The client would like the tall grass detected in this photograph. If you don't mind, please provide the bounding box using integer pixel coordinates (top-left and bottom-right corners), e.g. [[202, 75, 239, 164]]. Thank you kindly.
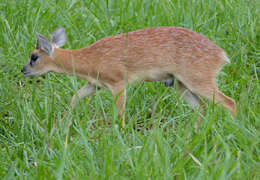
[[0, 0, 259, 179]]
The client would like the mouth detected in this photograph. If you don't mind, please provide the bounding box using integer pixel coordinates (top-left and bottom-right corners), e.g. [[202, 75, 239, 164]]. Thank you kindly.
[[22, 71, 34, 77]]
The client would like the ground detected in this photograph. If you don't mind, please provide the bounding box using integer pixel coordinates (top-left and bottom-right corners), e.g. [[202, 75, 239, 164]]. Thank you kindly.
[[0, 0, 259, 179]]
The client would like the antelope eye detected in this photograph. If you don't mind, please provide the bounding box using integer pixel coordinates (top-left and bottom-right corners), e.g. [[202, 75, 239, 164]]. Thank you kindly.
[[31, 54, 38, 62]]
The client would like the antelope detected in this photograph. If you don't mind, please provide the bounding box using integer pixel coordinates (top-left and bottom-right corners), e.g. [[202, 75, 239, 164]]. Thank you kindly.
[[21, 27, 236, 127]]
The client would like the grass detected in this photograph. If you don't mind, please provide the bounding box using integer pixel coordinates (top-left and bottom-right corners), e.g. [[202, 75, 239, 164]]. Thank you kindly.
[[0, 0, 259, 179]]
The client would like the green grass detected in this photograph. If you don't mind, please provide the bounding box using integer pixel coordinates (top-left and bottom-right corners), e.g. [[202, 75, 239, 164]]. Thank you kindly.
[[0, 0, 259, 179]]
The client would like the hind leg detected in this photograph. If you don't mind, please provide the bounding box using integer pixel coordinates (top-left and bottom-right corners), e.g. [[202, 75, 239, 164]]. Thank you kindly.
[[166, 79, 205, 110], [177, 81, 205, 110], [213, 89, 236, 116], [189, 82, 236, 116], [165, 78, 206, 131], [176, 81, 206, 131]]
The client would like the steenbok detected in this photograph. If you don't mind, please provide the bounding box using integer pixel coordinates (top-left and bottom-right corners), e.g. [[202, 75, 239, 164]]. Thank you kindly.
[[22, 27, 236, 127]]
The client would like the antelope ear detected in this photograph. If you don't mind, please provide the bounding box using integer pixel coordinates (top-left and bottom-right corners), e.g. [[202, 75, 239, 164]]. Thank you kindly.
[[52, 27, 66, 48], [36, 34, 53, 55]]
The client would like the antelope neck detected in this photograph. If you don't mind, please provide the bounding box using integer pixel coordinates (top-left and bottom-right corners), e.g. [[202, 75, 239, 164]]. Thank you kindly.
[[52, 48, 95, 79]]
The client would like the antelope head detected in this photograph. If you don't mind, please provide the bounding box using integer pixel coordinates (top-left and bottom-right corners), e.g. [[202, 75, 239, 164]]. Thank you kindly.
[[21, 27, 66, 77]]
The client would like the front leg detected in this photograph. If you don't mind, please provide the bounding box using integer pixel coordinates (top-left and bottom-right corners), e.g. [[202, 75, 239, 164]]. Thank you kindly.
[[70, 84, 97, 109], [111, 82, 126, 128]]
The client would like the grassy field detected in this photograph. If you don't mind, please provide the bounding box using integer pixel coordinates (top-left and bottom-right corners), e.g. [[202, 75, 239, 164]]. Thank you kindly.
[[0, 0, 259, 179]]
